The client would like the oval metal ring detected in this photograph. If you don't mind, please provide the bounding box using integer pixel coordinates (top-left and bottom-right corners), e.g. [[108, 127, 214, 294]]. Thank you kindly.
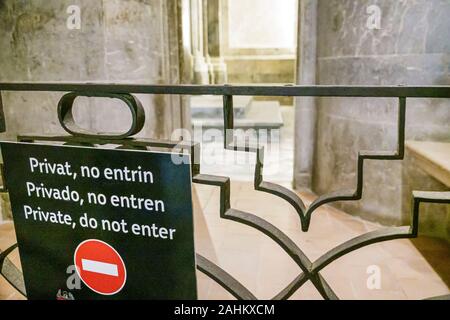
[[57, 92, 145, 139]]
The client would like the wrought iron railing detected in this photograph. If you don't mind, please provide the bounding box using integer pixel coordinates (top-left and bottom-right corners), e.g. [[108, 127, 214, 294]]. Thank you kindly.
[[0, 83, 449, 300]]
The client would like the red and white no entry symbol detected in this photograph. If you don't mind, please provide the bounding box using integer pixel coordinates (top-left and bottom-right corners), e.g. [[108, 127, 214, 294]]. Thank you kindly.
[[74, 239, 127, 295]]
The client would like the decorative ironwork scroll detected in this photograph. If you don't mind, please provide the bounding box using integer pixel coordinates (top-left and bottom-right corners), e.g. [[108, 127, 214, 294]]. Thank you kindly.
[[0, 83, 449, 300]]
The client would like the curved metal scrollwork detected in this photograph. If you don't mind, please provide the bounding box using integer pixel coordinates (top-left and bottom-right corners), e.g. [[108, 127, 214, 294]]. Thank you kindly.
[[0, 85, 449, 300], [0, 244, 26, 296], [58, 92, 145, 139]]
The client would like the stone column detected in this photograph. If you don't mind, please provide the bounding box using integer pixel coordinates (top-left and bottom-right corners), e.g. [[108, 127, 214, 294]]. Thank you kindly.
[[206, 0, 227, 84], [313, 0, 450, 231], [293, 0, 318, 190], [190, 0, 209, 84], [202, 0, 215, 83]]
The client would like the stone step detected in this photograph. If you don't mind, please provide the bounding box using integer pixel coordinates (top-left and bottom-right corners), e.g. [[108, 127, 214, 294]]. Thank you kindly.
[[192, 100, 283, 130], [406, 141, 450, 187], [189, 95, 253, 118]]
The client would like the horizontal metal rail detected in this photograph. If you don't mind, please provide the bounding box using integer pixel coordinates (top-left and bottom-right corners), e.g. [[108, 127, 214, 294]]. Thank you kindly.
[[0, 82, 449, 98]]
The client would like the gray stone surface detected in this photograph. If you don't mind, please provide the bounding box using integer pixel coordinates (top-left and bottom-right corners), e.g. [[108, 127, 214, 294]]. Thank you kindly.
[[309, 0, 450, 237], [402, 149, 450, 240], [190, 95, 252, 118], [0, 193, 12, 222], [317, 0, 450, 57], [192, 100, 284, 130], [0, 0, 184, 141], [0, 0, 185, 220], [294, 0, 318, 189]]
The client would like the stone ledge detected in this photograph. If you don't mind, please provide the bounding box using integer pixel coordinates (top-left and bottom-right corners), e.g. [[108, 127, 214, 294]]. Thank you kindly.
[[192, 101, 284, 130], [406, 141, 450, 188]]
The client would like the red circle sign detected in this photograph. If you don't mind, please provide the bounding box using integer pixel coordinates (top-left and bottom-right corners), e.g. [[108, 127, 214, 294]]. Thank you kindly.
[[74, 239, 126, 295]]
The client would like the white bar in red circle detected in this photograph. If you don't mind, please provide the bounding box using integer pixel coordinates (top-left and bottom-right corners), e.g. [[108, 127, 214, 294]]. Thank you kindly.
[[81, 259, 119, 276]]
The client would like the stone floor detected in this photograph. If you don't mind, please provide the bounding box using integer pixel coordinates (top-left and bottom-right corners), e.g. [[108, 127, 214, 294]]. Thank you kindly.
[[0, 222, 23, 300], [192, 181, 450, 300], [1, 181, 449, 300]]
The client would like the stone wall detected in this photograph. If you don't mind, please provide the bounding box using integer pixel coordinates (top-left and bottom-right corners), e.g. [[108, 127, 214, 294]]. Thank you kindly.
[[0, 0, 185, 220], [0, 0, 184, 140], [310, 0, 450, 238], [402, 150, 450, 240]]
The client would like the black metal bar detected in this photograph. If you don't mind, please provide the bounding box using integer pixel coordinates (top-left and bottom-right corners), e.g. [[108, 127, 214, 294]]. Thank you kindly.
[[0, 83, 449, 98], [196, 254, 257, 300], [223, 95, 234, 149], [0, 91, 6, 132], [57, 92, 145, 139], [0, 244, 26, 297]]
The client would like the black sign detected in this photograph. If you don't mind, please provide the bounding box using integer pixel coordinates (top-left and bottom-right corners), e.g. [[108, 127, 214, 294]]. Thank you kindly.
[[1, 142, 197, 300]]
